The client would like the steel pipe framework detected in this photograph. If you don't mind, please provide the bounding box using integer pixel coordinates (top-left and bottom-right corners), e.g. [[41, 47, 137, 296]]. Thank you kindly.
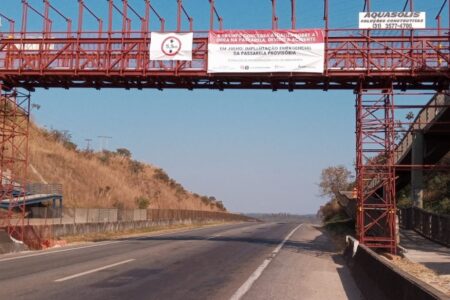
[[0, 86, 30, 242], [356, 84, 397, 253], [0, 32, 449, 91]]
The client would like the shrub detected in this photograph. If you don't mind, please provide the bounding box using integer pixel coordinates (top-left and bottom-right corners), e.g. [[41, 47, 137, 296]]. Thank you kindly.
[[98, 152, 111, 164], [215, 201, 226, 211], [64, 141, 78, 151], [116, 148, 132, 159], [397, 184, 413, 208], [153, 168, 170, 182], [129, 160, 144, 174], [200, 196, 210, 205], [135, 196, 150, 209], [48, 129, 78, 151], [318, 198, 346, 223]]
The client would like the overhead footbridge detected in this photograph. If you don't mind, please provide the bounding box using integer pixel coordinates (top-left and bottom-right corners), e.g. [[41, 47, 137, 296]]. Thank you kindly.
[[0, 0, 449, 254]]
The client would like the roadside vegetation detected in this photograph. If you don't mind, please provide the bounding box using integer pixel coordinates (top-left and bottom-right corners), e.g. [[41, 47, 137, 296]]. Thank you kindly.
[[28, 122, 226, 212], [317, 165, 355, 248], [318, 152, 450, 221], [397, 152, 450, 215], [317, 165, 354, 222]]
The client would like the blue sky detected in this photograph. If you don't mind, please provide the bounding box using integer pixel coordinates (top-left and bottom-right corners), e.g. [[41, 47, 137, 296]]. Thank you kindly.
[[1, 0, 446, 214]]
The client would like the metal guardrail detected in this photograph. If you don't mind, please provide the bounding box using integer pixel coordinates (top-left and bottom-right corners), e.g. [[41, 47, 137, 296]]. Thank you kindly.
[[398, 207, 450, 247], [25, 183, 62, 196]]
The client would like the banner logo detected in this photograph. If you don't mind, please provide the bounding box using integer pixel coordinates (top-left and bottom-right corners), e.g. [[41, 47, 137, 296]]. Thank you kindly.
[[150, 32, 193, 61], [359, 12, 426, 29], [161, 36, 182, 56]]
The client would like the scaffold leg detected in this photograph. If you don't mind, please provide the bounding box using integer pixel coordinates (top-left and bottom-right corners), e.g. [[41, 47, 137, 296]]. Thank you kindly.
[[0, 84, 30, 242], [356, 83, 397, 254]]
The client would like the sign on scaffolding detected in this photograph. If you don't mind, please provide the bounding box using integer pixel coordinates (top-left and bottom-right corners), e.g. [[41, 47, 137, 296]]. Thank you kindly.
[[359, 12, 426, 29], [207, 30, 325, 73], [150, 32, 194, 61]]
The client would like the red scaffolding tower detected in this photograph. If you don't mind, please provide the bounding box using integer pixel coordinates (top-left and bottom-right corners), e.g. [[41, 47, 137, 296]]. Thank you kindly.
[[356, 84, 397, 253], [0, 85, 30, 242]]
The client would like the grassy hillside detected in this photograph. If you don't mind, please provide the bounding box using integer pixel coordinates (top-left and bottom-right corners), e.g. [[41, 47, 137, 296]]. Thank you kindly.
[[27, 123, 226, 212]]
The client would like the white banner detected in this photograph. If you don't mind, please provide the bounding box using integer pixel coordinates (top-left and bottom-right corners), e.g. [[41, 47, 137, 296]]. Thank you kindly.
[[359, 12, 426, 29], [207, 30, 324, 74], [150, 32, 193, 61]]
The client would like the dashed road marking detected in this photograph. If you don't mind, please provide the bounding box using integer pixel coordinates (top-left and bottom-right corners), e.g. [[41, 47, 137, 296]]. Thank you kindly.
[[54, 259, 136, 282]]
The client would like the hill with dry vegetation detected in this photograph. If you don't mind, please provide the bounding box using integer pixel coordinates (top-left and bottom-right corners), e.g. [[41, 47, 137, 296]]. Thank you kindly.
[[27, 123, 226, 212]]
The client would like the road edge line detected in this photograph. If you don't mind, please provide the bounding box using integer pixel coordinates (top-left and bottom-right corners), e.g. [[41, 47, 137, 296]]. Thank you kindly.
[[229, 223, 303, 300]]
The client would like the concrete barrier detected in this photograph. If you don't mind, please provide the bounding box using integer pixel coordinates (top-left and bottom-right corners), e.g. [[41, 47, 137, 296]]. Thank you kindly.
[[0, 229, 26, 254], [30, 218, 235, 240], [4, 209, 256, 251], [344, 236, 448, 300]]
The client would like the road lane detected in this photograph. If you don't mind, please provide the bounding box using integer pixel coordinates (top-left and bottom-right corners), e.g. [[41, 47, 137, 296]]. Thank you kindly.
[[0, 222, 282, 299], [0, 222, 361, 300], [0, 223, 255, 281]]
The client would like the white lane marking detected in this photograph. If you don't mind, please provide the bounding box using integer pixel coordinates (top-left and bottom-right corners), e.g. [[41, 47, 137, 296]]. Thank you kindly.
[[54, 259, 136, 282], [0, 241, 121, 263], [229, 224, 303, 300], [206, 234, 222, 240]]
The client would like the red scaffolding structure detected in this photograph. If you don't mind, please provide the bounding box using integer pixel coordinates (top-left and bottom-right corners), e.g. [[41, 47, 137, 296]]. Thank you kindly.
[[0, 85, 30, 242], [356, 84, 397, 253], [0, 0, 448, 253]]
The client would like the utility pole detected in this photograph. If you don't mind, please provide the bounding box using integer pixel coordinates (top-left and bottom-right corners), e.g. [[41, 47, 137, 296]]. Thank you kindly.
[[97, 136, 112, 151], [85, 138, 92, 151]]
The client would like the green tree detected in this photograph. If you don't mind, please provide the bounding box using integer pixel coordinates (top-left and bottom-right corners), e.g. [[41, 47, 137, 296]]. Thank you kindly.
[[317, 165, 354, 223], [319, 165, 353, 198]]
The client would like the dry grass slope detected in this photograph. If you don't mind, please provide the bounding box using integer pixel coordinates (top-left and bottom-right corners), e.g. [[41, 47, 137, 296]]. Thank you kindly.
[[27, 123, 226, 212]]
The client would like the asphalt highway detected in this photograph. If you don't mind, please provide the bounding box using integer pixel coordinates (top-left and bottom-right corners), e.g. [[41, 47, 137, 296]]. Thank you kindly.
[[0, 222, 362, 300]]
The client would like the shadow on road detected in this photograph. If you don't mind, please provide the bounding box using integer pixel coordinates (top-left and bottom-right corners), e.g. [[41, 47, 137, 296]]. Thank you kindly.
[[127, 234, 338, 256]]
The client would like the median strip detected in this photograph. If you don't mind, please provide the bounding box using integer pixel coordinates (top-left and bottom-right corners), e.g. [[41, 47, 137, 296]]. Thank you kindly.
[[54, 259, 136, 282]]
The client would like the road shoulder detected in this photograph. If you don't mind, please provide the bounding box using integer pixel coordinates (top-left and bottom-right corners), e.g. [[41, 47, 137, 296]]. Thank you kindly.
[[242, 223, 363, 300]]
